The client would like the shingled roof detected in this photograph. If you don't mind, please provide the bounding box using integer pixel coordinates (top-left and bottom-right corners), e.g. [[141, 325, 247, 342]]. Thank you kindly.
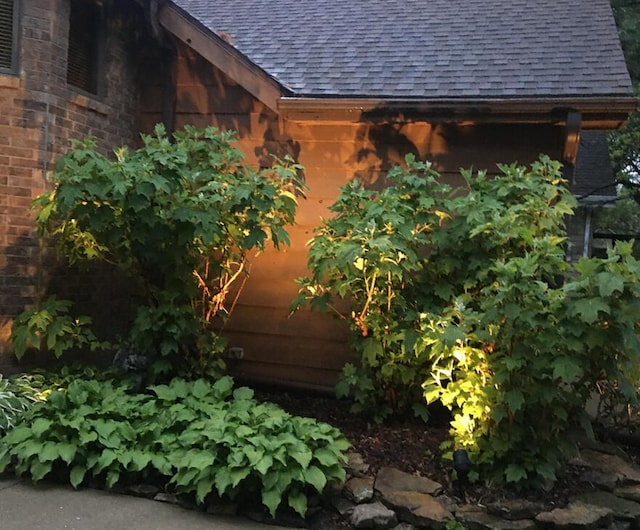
[[170, 0, 632, 100]]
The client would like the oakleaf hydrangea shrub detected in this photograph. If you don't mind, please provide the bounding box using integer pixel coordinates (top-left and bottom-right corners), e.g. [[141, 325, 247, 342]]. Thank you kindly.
[[15, 125, 304, 378], [0, 376, 349, 517], [295, 155, 640, 486]]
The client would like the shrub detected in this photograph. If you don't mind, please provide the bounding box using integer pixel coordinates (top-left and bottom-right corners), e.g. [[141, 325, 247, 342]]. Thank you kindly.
[[0, 376, 349, 517], [11, 296, 108, 360], [294, 155, 640, 486], [17, 124, 304, 378]]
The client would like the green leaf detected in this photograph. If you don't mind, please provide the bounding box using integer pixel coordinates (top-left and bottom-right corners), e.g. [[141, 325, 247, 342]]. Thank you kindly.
[[552, 356, 583, 383], [70, 465, 86, 488], [232, 387, 254, 401], [262, 488, 281, 518], [504, 464, 527, 483], [196, 477, 215, 504], [504, 390, 525, 413], [30, 460, 52, 481], [304, 465, 327, 493], [287, 489, 307, 517], [569, 299, 609, 324], [596, 272, 625, 297]]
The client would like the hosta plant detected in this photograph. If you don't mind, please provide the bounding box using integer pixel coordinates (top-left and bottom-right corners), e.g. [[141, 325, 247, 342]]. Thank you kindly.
[[0, 376, 349, 517]]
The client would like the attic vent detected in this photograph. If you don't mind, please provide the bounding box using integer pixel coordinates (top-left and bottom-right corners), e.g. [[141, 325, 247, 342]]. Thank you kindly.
[[66, 0, 102, 94], [0, 0, 17, 72]]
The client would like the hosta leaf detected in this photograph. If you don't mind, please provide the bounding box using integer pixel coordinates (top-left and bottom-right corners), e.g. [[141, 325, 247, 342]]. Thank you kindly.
[[232, 387, 254, 401], [229, 466, 251, 487], [262, 488, 281, 518], [39, 443, 59, 462], [288, 489, 307, 517], [304, 465, 327, 493], [313, 447, 340, 467], [191, 379, 210, 400], [196, 477, 215, 504], [30, 460, 52, 481], [256, 455, 274, 475], [289, 448, 312, 469], [30, 418, 53, 438], [70, 465, 86, 488]]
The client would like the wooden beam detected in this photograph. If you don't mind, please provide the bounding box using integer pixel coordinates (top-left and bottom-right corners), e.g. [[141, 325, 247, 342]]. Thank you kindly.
[[563, 111, 582, 165], [158, 3, 283, 113]]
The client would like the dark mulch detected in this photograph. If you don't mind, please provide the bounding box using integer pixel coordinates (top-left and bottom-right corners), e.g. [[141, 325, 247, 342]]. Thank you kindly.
[[253, 384, 640, 513]]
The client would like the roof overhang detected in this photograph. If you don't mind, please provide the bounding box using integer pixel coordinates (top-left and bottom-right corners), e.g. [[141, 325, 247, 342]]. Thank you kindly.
[[278, 97, 637, 128], [158, 1, 636, 130]]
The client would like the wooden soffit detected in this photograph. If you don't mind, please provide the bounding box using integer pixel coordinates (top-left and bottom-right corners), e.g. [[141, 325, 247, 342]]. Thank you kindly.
[[158, 2, 284, 113], [277, 96, 637, 129]]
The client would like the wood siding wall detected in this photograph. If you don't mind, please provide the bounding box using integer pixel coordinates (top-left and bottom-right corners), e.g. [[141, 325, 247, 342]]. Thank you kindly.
[[144, 43, 566, 391]]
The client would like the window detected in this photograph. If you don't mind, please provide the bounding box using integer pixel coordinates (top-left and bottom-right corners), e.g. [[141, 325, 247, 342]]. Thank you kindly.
[[0, 0, 18, 73], [66, 0, 103, 94]]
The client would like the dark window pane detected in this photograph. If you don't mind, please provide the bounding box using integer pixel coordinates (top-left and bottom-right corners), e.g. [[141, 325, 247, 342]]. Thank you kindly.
[[67, 0, 100, 93]]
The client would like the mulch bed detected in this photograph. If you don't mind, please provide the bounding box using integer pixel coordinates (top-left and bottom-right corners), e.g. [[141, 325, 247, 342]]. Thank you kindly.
[[253, 383, 640, 511]]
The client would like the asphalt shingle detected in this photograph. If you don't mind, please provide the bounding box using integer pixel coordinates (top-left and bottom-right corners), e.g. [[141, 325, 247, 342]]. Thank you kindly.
[[171, 0, 633, 99]]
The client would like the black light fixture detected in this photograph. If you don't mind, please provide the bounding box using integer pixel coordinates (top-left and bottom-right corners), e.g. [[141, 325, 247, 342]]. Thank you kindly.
[[453, 449, 471, 481]]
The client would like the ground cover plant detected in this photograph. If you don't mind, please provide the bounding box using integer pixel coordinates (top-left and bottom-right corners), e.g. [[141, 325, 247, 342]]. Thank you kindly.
[[0, 374, 349, 517], [12, 124, 303, 379], [294, 155, 640, 487]]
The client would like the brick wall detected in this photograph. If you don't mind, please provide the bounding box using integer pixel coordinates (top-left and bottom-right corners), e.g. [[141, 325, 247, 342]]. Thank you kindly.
[[0, 0, 160, 369]]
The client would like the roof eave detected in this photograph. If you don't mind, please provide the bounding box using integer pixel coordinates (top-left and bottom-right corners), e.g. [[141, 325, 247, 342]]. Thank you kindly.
[[278, 96, 637, 128], [159, 2, 286, 113]]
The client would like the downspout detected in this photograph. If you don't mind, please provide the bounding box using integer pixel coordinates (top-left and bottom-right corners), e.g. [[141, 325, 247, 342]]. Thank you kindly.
[[583, 208, 592, 258], [146, 0, 176, 135]]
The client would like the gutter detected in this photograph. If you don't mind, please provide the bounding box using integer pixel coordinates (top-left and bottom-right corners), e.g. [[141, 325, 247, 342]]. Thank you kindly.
[[278, 96, 637, 128]]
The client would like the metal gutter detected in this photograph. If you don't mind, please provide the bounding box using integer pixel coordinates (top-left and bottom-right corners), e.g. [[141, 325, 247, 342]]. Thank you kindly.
[[278, 96, 637, 127]]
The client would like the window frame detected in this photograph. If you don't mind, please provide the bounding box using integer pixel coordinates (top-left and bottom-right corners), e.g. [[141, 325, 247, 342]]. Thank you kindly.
[[0, 0, 20, 75]]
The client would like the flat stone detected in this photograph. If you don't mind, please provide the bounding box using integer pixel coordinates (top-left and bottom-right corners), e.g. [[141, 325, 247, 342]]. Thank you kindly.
[[382, 491, 453, 528], [574, 491, 640, 523], [350, 502, 398, 529], [346, 452, 371, 478], [127, 484, 160, 498], [615, 484, 640, 503], [345, 477, 375, 504], [375, 467, 443, 498], [535, 501, 613, 528], [331, 495, 356, 517], [580, 450, 640, 484], [457, 509, 536, 530], [485, 499, 546, 520], [390, 524, 417, 530], [580, 469, 619, 491]]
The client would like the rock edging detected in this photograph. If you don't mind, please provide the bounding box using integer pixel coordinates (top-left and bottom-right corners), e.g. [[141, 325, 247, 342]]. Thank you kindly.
[[320, 447, 640, 529]]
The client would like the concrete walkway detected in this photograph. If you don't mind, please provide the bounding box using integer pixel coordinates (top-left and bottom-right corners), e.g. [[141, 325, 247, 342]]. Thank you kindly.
[[0, 478, 298, 530]]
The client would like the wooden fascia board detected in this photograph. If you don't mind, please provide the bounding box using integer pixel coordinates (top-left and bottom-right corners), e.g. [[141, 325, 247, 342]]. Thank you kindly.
[[158, 3, 283, 113], [278, 96, 637, 128]]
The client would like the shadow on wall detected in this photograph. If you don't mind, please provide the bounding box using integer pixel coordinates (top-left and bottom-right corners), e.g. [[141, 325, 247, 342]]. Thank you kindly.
[[0, 232, 133, 374], [176, 47, 304, 181], [347, 108, 453, 188]]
